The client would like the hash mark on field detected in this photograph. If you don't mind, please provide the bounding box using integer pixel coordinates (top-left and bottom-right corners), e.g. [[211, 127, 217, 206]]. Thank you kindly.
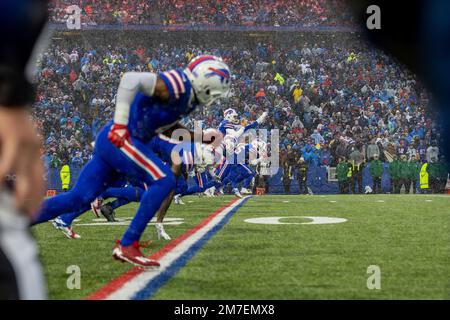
[[282, 200, 290, 203], [425, 200, 433, 202], [329, 200, 337, 203], [187, 201, 194, 203], [377, 200, 385, 203]]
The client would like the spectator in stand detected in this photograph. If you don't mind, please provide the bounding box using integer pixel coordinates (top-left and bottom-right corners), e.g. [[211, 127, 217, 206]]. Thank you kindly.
[[366, 138, 380, 161], [426, 140, 439, 163], [48, 0, 356, 27]]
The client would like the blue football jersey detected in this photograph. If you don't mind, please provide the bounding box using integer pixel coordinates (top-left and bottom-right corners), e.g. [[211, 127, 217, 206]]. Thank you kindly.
[[127, 69, 195, 142], [218, 119, 235, 136], [218, 119, 259, 137]]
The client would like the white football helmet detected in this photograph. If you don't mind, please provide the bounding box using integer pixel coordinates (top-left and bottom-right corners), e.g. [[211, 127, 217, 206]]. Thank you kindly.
[[184, 55, 231, 107], [224, 108, 239, 124]]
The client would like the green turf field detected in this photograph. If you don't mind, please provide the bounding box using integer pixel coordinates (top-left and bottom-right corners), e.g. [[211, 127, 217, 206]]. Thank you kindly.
[[34, 194, 450, 300]]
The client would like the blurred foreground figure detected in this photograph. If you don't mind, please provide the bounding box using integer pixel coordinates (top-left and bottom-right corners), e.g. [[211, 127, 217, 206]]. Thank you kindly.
[[348, 0, 450, 160], [0, 0, 48, 299]]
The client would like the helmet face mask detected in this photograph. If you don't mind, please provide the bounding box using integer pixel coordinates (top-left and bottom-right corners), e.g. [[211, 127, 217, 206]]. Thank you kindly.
[[224, 108, 239, 124], [184, 55, 231, 107], [229, 113, 239, 124]]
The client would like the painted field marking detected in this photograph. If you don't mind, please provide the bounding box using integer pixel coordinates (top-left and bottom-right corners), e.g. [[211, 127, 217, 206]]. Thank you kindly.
[[329, 200, 337, 203], [244, 216, 347, 225], [282, 200, 290, 203], [425, 200, 433, 202], [87, 196, 250, 300], [377, 200, 385, 203]]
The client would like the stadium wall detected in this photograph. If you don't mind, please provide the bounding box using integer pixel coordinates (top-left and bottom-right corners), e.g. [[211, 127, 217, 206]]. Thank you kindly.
[[45, 163, 415, 195]]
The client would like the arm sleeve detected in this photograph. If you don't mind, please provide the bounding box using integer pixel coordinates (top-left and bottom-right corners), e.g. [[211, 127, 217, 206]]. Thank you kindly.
[[244, 121, 258, 132], [114, 72, 157, 125]]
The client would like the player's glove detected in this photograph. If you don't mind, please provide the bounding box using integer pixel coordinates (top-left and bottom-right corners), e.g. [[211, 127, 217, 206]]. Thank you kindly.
[[256, 111, 268, 124], [108, 123, 130, 148]]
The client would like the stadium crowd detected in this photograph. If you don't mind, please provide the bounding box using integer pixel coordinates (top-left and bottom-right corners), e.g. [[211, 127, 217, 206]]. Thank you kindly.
[[48, 0, 354, 27], [32, 32, 448, 193]]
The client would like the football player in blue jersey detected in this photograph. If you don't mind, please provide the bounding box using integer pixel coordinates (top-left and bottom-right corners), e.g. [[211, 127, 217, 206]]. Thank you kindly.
[[213, 138, 267, 198], [173, 162, 220, 201], [218, 108, 268, 142], [50, 132, 203, 241], [33, 55, 231, 268]]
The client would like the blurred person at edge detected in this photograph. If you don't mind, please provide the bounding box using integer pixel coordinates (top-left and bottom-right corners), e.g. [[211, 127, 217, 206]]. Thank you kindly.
[[348, 0, 450, 161], [0, 0, 48, 300]]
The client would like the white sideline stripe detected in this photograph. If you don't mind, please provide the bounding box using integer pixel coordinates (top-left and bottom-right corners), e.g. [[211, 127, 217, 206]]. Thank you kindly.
[[105, 197, 248, 300]]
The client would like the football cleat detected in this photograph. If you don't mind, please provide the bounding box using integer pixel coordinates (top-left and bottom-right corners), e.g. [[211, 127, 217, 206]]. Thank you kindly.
[[52, 218, 81, 239], [204, 187, 215, 197], [232, 188, 243, 198], [100, 203, 117, 222], [155, 223, 171, 240], [240, 187, 252, 195], [173, 194, 185, 205], [90, 197, 103, 218], [215, 187, 224, 196], [112, 240, 160, 268]]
